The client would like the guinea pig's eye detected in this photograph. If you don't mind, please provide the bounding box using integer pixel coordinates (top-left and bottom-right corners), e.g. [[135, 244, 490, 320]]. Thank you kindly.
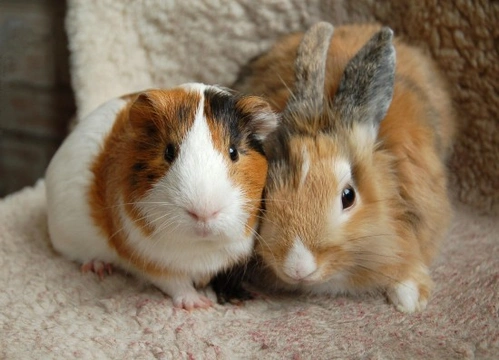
[[341, 186, 356, 209], [229, 145, 239, 162], [164, 143, 176, 163]]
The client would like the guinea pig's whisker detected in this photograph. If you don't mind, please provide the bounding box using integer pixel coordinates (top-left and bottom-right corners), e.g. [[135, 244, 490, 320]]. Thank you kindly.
[[134, 200, 176, 206], [151, 216, 176, 234], [131, 217, 179, 265], [242, 223, 278, 265], [242, 205, 282, 229], [150, 212, 181, 234], [96, 201, 177, 211], [132, 210, 168, 227], [150, 221, 179, 248], [154, 216, 182, 236], [259, 240, 278, 265], [239, 198, 263, 204], [109, 224, 127, 241], [233, 216, 262, 242], [252, 214, 282, 231], [106, 213, 161, 242]]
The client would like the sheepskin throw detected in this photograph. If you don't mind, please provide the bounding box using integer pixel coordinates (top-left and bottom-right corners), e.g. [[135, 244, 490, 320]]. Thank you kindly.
[[1, 181, 498, 358]]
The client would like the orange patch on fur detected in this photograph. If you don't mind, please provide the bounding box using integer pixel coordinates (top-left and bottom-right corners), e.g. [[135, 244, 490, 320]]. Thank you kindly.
[[234, 150, 268, 235]]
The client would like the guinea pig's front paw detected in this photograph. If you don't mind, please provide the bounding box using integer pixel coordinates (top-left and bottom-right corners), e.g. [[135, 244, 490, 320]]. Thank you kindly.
[[150, 275, 214, 310], [81, 260, 113, 280], [386, 278, 431, 313], [172, 291, 213, 311]]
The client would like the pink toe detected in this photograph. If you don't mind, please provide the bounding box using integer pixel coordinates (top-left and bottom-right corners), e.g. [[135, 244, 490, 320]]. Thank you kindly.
[[80, 260, 114, 279], [81, 262, 93, 273]]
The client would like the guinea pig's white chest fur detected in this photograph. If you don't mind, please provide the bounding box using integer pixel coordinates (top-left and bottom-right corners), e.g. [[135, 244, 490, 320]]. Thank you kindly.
[[46, 83, 277, 310]]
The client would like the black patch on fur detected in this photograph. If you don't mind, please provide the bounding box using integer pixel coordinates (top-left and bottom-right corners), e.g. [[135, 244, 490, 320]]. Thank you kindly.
[[130, 162, 157, 188], [204, 88, 265, 156], [210, 261, 257, 305], [175, 102, 195, 125], [147, 173, 156, 182], [265, 127, 292, 165], [130, 163, 145, 188], [133, 162, 147, 172], [134, 122, 162, 153], [246, 134, 265, 155], [144, 122, 158, 139], [204, 88, 241, 141]]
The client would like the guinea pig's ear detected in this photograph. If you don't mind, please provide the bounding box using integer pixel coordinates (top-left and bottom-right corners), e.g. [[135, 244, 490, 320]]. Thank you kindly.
[[128, 91, 159, 125], [237, 96, 279, 141], [332, 28, 395, 134]]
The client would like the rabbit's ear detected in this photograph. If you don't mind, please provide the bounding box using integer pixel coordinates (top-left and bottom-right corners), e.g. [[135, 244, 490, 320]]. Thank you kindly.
[[333, 28, 395, 132], [284, 22, 334, 118]]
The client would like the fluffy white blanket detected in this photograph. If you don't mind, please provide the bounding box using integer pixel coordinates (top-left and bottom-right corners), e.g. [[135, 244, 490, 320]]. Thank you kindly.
[[1, 181, 498, 358]]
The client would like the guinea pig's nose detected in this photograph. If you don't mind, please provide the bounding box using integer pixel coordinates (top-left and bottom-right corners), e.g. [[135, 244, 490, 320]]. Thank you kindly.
[[186, 209, 220, 223]]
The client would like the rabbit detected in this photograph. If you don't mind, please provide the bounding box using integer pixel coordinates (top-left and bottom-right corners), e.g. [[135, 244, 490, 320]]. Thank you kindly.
[[45, 83, 278, 310], [231, 22, 455, 313]]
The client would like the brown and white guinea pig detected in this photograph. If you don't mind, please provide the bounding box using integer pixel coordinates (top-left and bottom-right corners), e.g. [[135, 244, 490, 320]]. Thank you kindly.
[[45, 83, 278, 310], [233, 22, 455, 312]]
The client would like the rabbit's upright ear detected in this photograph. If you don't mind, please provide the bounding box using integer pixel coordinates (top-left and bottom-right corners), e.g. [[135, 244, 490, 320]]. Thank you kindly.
[[333, 28, 396, 133], [284, 21, 334, 119]]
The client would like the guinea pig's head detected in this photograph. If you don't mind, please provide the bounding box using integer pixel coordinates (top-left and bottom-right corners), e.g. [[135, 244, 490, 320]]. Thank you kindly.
[[257, 25, 399, 287], [121, 83, 277, 243]]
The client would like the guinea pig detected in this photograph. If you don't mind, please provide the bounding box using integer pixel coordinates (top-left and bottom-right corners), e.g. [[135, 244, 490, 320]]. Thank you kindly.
[[233, 22, 455, 313], [45, 83, 278, 310]]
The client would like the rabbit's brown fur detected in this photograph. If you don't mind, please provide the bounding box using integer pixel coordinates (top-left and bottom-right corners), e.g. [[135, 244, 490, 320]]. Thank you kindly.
[[235, 23, 455, 312]]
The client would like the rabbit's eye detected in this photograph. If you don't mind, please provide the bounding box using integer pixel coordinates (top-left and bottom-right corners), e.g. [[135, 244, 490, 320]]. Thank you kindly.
[[341, 186, 356, 209]]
